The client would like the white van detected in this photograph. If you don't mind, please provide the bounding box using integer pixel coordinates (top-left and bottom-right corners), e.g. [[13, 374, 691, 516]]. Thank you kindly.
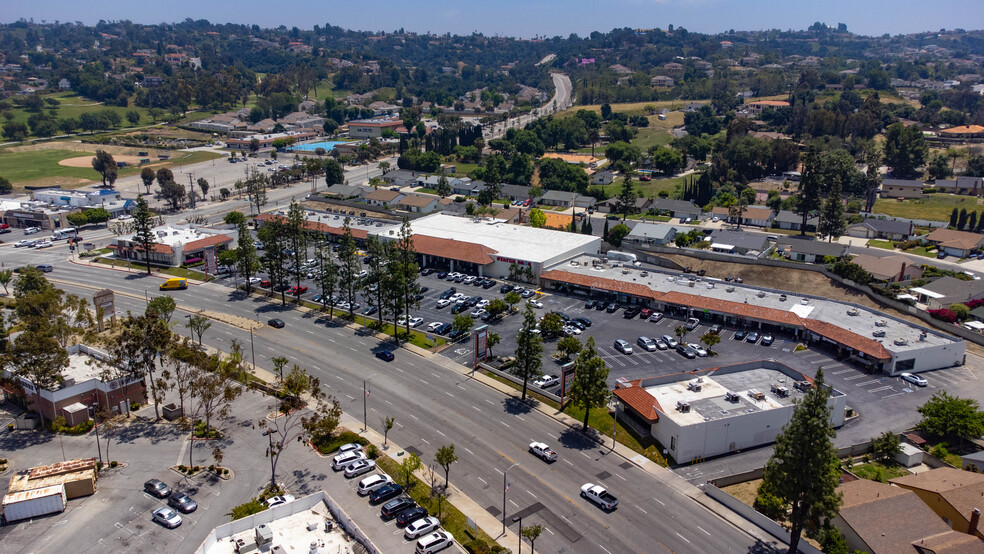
[[415, 530, 454, 554], [332, 450, 366, 471], [358, 473, 393, 496]]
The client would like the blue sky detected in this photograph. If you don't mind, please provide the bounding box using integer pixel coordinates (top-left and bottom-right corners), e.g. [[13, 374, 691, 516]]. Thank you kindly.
[[5, 0, 984, 38]]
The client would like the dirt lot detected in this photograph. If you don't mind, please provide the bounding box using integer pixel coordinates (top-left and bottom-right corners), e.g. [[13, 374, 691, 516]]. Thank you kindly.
[[721, 478, 762, 507], [4, 141, 148, 157]]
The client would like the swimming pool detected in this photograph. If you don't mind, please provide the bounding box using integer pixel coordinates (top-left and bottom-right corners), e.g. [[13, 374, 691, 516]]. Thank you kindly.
[[289, 140, 347, 152]]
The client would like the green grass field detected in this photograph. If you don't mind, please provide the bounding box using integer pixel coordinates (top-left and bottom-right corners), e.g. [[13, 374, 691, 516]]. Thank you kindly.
[[0, 148, 221, 187], [2, 91, 158, 130], [873, 194, 984, 223]]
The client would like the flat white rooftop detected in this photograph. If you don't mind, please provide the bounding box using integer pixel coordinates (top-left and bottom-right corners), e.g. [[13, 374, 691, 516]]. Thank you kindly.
[[396, 213, 600, 264], [202, 497, 354, 554], [554, 256, 960, 356], [121, 225, 224, 248]]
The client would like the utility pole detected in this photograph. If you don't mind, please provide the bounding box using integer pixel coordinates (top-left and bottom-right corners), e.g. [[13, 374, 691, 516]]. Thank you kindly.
[[187, 173, 196, 209]]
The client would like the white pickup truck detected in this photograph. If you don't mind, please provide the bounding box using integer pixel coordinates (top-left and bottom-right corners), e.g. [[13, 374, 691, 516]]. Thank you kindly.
[[580, 483, 618, 510]]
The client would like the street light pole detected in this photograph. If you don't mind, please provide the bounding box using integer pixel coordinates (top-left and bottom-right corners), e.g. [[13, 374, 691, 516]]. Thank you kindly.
[[249, 326, 257, 374], [363, 373, 377, 432], [512, 515, 523, 554], [502, 462, 519, 535]]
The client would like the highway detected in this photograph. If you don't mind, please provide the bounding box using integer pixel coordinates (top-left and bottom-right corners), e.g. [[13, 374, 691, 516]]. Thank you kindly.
[[4, 239, 766, 553]]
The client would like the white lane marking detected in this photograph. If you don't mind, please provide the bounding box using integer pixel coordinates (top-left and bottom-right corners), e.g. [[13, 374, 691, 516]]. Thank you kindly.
[[494, 468, 504, 475], [472, 406, 482, 413], [419, 379, 430, 386], [500, 421, 511, 428], [431, 373, 441, 379], [312, 365, 321, 370], [652, 497, 665, 505], [676, 532, 690, 543], [464, 447, 475, 456], [635, 505, 648, 514], [477, 477, 487, 485], [615, 473, 626, 481], [394, 367, 405, 373], [696, 525, 711, 536], [544, 527, 554, 535], [509, 499, 519, 508], [335, 375, 345, 381], [563, 460, 573, 466], [457, 384, 466, 390], [485, 399, 495, 405], [581, 452, 591, 458], [855, 379, 878, 387], [868, 385, 892, 393], [599, 545, 612, 554], [515, 415, 526, 421], [384, 400, 393, 405], [345, 394, 355, 400], [445, 391, 454, 398], [435, 430, 447, 437], [882, 392, 906, 399], [526, 490, 537, 498], [421, 438, 430, 445], [409, 414, 420, 420]]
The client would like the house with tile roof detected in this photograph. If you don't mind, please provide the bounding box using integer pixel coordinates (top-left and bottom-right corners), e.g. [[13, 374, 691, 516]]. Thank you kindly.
[[777, 237, 849, 263], [363, 188, 404, 207], [890, 468, 984, 540], [831, 478, 984, 554], [612, 360, 845, 463], [847, 218, 915, 241], [851, 253, 924, 282], [925, 228, 984, 258], [396, 194, 442, 214]]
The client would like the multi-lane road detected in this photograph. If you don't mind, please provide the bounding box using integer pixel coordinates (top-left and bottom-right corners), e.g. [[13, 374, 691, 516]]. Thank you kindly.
[[4, 238, 768, 553]]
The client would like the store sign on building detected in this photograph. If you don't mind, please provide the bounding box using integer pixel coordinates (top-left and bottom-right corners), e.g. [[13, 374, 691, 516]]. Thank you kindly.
[[496, 256, 530, 266]]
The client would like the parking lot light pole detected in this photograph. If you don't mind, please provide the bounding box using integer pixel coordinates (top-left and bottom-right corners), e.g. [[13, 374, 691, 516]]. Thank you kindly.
[[512, 515, 523, 554], [363, 373, 377, 432], [249, 326, 257, 375], [502, 462, 519, 534]]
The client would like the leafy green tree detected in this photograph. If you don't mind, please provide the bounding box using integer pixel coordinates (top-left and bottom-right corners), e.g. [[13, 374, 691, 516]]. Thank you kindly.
[[528, 208, 546, 228], [606, 223, 629, 247], [486, 298, 508, 321], [197, 177, 210, 199], [883, 122, 928, 178], [286, 201, 309, 291], [615, 177, 637, 222], [236, 221, 260, 294], [258, 218, 290, 305], [224, 211, 246, 226], [90, 150, 118, 188], [758, 368, 841, 554], [512, 303, 544, 400], [362, 236, 391, 326], [504, 291, 522, 312], [314, 239, 339, 317], [0, 268, 12, 295], [817, 182, 847, 242], [146, 295, 177, 325], [700, 331, 721, 354], [870, 430, 902, 460], [435, 445, 458, 489], [160, 180, 186, 210], [452, 314, 474, 336], [125, 110, 141, 126], [539, 312, 564, 338], [259, 364, 340, 490], [337, 222, 361, 317], [131, 195, 157, 275], [140, 167, 155, 193], [521, 524, 544, 552], [796, 147, 824, 236], [186, 314, 211, 345], [399, 452, 422, 490], [557, 335, 582, 362], [435, 173, 452, 198], [384, 416, 395, 446], [917, 391, 984, 446], [567, 337, 610, 432], [0, 175, 11, 194], [323, 158, 344, 186]]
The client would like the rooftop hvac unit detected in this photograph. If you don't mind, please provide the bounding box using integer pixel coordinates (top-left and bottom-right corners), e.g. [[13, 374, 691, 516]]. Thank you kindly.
[[919, 331, 927, 342], [894, 338, 909, 346], [724, 391, 740, 403], [676, 400, 691, 412], [872, 330, 886, 337], [748, 389, 765, 401], [757, 291, 766, 298], [847, 308, 859, 316], [875, 320, 887, 327], [770, 384, 790, 398], [687, 380, 702, 392], [794, 380, 812, 392], [726, 287, 735, 293], [801, 298, 809, 305], [255, 524, 273, 546]]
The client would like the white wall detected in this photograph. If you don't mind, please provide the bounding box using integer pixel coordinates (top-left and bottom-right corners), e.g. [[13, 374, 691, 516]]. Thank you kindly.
[[886, 340, 965, 374]]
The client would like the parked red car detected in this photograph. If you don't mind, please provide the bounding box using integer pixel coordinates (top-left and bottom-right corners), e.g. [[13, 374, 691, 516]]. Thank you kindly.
[[260, 279, 272, 288], [290, 286, 308, 296], [639, 308, 654, 319]]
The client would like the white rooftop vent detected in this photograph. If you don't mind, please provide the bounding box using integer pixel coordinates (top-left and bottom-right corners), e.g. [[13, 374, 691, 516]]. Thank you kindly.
[[847, 307, 859, 316], [875, 320, 887, 327], [894, 338, 909, 346], [757, 291, 766, 298], [801, 298, 809, 305]]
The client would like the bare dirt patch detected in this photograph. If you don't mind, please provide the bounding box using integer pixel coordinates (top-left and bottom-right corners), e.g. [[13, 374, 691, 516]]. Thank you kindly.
[[58, 154, 147, 168], [721, 478, 761, 507], [6, 141, 144, 156]]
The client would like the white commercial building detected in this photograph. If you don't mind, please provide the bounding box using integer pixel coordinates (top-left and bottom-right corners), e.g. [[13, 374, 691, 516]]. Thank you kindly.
[[371, 213, 601, 278], [541, 255, 965, 375], [110, 224, 235, 267], [615, 361, 847, 463]]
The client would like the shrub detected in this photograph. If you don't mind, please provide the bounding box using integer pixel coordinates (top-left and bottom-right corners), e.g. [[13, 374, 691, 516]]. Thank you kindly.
[[930, 443, 950, 460], [178, 465, 187, 472], [311, 430, 369, 454], [928, 309, 957, 323], [49, 416, 94, 435], [96, 461, 103, 471], [229, 498, 267, 520], [130, 401, 140, 411], [110, 461, 118, 468], [366, 444, 379, 459], [193, 420, 222, 439]]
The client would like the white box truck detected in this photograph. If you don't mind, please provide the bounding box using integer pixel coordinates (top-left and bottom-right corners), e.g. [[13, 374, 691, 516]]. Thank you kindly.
[[2, 484, 67, 522]]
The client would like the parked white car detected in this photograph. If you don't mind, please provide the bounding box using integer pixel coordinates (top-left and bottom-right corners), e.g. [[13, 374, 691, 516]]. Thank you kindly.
[[427, 321, 444, 332], [357, 473, 393, 496], [687, 343, 708, 357], [436, 299, 451, 308], [528, 299, 544, 309], [408, 316, 424, 328], [344, 459, 376, 478], [900, 372, 928, 387], [332, 450, 367, 470], [404, 516, 441, 539]]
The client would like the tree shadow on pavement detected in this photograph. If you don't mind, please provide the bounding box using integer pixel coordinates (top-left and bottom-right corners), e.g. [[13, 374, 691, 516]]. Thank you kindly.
[[557, 426, 601, 451], [0, 429, 56, 450], [111, 419, 188, 446], [745, 538, 786, 554], [502, 396, 534, 415]]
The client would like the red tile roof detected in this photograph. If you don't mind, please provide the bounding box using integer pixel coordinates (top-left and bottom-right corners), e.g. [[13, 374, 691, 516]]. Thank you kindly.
[[539, 270, 660, 299], [183, 234, 232, 252], [411, 235, 497, 265], [803, 320, 891, 360], [614, 385, 661, 422], [658, 291, 803, 326]]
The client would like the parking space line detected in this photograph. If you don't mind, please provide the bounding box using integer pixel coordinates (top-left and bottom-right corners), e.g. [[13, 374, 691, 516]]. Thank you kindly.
[[882, 392, 906, 399], [868, 385, 892, 393], [843, 375, 867, 381], [855, 380, 879, 387]]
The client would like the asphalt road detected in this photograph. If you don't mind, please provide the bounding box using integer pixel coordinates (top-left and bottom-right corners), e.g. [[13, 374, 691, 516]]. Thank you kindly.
[[6, 243, 769, 554]]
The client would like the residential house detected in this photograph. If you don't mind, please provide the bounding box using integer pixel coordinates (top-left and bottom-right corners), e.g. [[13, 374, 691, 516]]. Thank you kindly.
[[890, 468, 984, 539], [591, 171, 616, 186], [774, 210, 818, 232], [934, 176, 984, 196], [624, 223, 689, 246], [851, 254, 924, 282], [347, 117, 404, 139], [3, 344, 145, 426], [711, 205, 775, 227], [649, 198, 701, 220], [57, 78, 70, 90], [939, 125, 984, 139], [881, 178, 925, 198], [831, 478, 984, 554], [539, 190, 596, 209], [396, 194, 442, 214], [708, 230, 770, 255], [650, 75, 675, 87], [141, 76, 164, 87], [500, 184, 531, 202], [363, 189, 404, 207], [380, 169, 419, 188], [777, 237, 849, 263], [910, 276, 984, 310], [745, 100, 790, 114], [847, 219, 915, 241], [323, 184, 366, 199], [451, 179, 485, 196], [925, 228, 984, 258]]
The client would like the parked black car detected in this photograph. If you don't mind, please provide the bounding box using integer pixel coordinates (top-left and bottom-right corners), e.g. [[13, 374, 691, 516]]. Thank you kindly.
[[437, 271, 449, 279], [573, 317, 592, 328], [369, 483, 403, 504], [606, 303, 619, 313], [500, 284, 514, 294], [396, 506, 429, 527], [623, 307, 641, 319], [439, 287, 457, 300], [734, 330, 748, 341], [585, 300, 596, 309], [482, 279, 497, 289], [434, 323, 453, 335], [381, 496, 416, 520]]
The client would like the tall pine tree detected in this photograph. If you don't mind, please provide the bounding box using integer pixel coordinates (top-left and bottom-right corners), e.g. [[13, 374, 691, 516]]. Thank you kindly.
[[817, 182, 846, 243], [131, 195, 157, 275]]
